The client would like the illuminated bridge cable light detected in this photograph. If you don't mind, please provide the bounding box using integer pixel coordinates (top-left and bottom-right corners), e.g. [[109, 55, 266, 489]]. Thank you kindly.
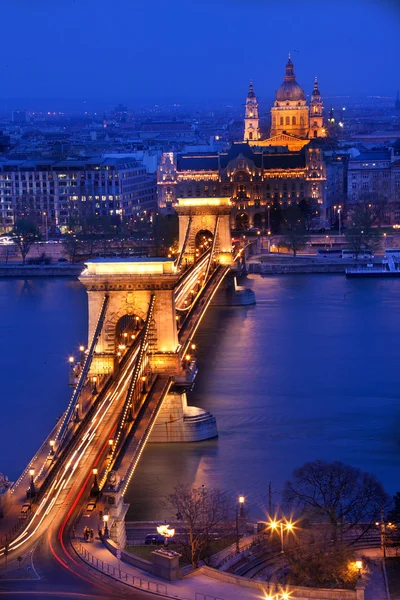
[[100, 295, 156, 488], [55, 294, 109, 447]]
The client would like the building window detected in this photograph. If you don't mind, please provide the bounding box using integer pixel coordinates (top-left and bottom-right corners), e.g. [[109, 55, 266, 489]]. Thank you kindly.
[[280, 117, 284, 126], [285, 117, 290, 126], [300, 116, 304, 126], [249, 131, 253, 140], [292, 116, 296, 126]]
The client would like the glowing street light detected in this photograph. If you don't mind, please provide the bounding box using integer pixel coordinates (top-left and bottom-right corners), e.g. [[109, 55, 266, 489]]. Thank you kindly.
[[103, 514, 109, 537], [355, 558, 363, 578], [28, 469, 35, 497], [91, 468, 99, 496], [92, 376, 98, 395], [68, 356, 75, 365], [268, 518, 295, 553], [157, 524, 175, 546], [49, 440, 55, 456], [108, 439, 114, 455]]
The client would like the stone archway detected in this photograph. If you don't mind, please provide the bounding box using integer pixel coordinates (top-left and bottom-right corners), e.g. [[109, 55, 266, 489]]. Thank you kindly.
[[114, 313, 144, 351], [195, 229, 213, 256], [235, 212, 249, 231]]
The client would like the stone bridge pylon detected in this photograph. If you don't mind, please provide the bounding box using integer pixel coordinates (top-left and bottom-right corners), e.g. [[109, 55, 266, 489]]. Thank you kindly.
[[175, 197, 233, 265], [79, 258, 218, 442]]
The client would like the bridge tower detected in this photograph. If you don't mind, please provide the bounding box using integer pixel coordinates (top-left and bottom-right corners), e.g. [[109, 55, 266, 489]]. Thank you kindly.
[[175, 197, 233, 266], [79, 257, 218, 443], [79, 258, 181, 376]]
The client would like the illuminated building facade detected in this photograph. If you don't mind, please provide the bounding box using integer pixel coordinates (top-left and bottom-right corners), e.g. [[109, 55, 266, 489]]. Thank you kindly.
[[157, 56, 329, 226], [250, 56, 327, 151], [0, 156, 157, 231], [158, 142, 326, 228], [347, 142, 400, 225]]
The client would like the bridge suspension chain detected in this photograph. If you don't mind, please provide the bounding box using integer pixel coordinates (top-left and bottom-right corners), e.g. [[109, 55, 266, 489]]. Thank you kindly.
[[175, 215, 192, 269], [55, 293, 110, 447], [100, 294, 156, 488], [176, 216, 220, 314]]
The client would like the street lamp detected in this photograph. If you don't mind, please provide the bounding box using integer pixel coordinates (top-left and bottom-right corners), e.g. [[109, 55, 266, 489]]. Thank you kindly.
[[236, 495, 245, 553], [69, 356, 75, 366], [49, 440, 55, 456], [157, 524, 175, 547], [108, 439, 114, 456], [43, 211, 48, 242], [79, 346, 85, 364], [28, 469, 35, 497], [268, 518, 294, 553], [355, 558, 363, 578], [103, 514, 109, 537], [141, 375, 147, 394], [92, 468, 99, 496], [337, 207, 342, 236], [92, 376, 98, 395]]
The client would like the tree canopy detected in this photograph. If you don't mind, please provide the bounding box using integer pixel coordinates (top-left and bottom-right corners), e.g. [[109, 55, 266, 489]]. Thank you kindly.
[[283, 460, 388, 544], [12, 218, 41, 264]]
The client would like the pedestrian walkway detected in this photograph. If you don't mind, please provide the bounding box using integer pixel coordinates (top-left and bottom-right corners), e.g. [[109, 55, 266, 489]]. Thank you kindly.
[[72, 536, 267, 600]]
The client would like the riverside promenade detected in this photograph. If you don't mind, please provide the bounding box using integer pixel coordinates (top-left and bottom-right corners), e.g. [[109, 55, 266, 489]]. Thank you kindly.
[[71, 531, 369, 600]]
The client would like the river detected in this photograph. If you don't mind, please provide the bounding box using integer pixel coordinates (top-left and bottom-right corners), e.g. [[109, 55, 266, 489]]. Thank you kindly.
[[1, 275, 399, 521]]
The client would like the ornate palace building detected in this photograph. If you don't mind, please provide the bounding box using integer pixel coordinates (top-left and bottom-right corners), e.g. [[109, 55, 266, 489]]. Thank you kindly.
[[158, 57, 328, 228]]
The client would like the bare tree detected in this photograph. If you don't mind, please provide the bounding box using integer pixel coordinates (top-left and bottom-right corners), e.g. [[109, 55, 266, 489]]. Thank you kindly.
[[283, 460, 388, 545], [345, 201, 382, 258], [281, 206, 310, 257], [62, 234, 82, 263], [12, 219, 41, 265], [165, 484, 232, 567]]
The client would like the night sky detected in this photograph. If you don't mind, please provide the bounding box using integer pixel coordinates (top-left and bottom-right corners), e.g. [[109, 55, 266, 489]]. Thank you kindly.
[[1, 0, 400, 103]]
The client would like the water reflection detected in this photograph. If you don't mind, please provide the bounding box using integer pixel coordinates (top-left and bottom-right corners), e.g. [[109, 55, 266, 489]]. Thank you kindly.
[[126, 275, 400, 520]]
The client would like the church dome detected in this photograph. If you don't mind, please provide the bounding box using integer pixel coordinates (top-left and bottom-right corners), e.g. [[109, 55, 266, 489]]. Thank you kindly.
[[276, 57, 305, 102]]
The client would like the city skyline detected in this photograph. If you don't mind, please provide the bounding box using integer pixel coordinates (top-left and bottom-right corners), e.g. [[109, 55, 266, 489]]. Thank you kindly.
[[1, 0, 399, 103]]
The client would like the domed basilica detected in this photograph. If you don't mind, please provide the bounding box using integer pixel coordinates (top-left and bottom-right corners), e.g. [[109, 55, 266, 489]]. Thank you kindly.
[[158, 56, 330, 227], [244, 56, 326, 151]]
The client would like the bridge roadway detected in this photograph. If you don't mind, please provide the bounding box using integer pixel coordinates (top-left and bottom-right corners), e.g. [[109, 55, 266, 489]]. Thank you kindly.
[[0, 254, 230, 596]]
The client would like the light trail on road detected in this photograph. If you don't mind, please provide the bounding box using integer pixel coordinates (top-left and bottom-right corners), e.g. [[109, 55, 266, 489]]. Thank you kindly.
[[0, 341, 141, 557]]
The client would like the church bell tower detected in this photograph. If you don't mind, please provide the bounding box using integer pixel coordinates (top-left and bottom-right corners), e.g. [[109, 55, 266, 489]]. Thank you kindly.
[[308, 77, 326, 138], [244, 81, 260, 142]]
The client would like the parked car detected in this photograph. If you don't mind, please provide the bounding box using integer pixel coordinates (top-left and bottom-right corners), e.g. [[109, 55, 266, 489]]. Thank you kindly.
[[145, 533, 165, 545]]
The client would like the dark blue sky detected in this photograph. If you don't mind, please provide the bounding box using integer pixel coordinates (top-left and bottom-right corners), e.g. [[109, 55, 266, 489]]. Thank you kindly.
[[2, 0, 400, 103]]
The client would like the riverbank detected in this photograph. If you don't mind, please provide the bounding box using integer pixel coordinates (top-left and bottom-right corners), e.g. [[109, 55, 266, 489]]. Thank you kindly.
[[247, 255, 381, 274], [0, 263, 83, 277]]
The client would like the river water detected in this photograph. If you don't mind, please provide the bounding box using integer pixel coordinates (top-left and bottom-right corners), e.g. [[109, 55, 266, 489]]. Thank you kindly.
[[1, 275, 399, 521]]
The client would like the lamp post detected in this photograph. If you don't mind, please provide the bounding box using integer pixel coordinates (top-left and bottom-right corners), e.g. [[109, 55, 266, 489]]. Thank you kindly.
[[268, 519, 294, 554], [103, 514, 109, 537], [28, 469, 35, 497], [92, 376, 98, 395], [108, 439, 114, 456], [267, 204, 271, 233], [236, 495, 245, 553], [157, 524, 176, 547], [43, 211, 48, 242], [338, 207, 342, 236], [79, 345, 85, 364], [92, 468, 99, 496], [355, 558, 363, 579], [49, 440, 55, 456]]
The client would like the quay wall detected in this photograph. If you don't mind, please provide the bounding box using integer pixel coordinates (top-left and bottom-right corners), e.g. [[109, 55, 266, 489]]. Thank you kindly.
[[0, 264, 83, 278]]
